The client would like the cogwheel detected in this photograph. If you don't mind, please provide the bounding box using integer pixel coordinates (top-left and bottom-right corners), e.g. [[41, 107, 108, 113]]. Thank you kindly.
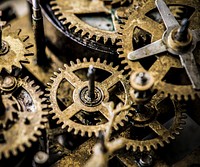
[[47, 57, 131, 137], [49, 0, 147, 45], [121, 93, 186, 152], [0, 76, 48, 159], [117, 0, 200, 100], [0, 26, 34, 73]]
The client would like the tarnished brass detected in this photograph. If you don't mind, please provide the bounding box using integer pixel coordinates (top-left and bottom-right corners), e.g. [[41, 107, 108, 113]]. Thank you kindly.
[[0, 76, 47, 159], [117, 0, 200, 100], [47, 57, 131, 137]]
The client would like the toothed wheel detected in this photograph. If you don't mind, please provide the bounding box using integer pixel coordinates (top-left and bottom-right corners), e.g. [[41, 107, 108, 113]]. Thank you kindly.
[[0, 76, 48, 159], [117, 0, 200, 100], [0, 26, 34, 73], [47, 58, 131, 137], [48, 0, 148, 53], [121, 93, 186, 152]]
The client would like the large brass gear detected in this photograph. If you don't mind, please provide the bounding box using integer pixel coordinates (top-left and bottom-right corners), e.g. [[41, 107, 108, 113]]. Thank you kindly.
[[117, 0, 200, 100], [0, 26, 34, 73], [120, 93, 186, 152], [49, 0, 147, 45], [47, 57, 131, 137], [0, 76, 48, 159]]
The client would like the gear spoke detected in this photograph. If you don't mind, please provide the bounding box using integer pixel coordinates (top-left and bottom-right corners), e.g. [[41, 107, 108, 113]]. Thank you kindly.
[[64, 71, 82, 87], [62, 103, 81, 120], [102, 72, 122, 90], [179, 52, 200, 90], [128, 39, 167, 61], [99, 104, 111, 121], [155, 0, 179, 29], [148, 120, 169, 136]]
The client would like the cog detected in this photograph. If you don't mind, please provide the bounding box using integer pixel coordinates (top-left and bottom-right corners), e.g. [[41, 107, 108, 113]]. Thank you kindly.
[[49, 0, 147, 46], [47, 57, 131, 137], [0, 26, 34, 73], [120, 93, 186, 152], [0, 76, 48, 159], [117, 0, 200, 100]]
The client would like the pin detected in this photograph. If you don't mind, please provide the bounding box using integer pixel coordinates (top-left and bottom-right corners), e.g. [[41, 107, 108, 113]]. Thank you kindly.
[[175, 18, 190, 42], [32, 0, 47, 66], [87, 65, 96, 101]]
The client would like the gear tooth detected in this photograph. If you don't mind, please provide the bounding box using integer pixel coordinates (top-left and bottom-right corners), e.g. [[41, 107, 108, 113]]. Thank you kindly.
[[177, 95, 182, 101], [94, 131, 99, 137], [46, 82, 52, 87], [96, 36, 101, 41], [58, 68, 63, 72], [76, 59, 81, 64], [31, 136, 38, 142], [12, 149, 18, 156], [90, 57, 94, 62], [114, 125, 119, 130], [88, 132, 92, 137], [50, 77, 55, 81], [63, 64, 68, 68], [68, 127, 73, 132], [81, 131, 85, 137], [70, 61, 75, 66], [53, 72, 58, 76], [165, 139, 170, 144], [74, 129, 79, 135], [133, 146, 137, 152], [83, 57, 87, 62], [68, 24, 75, 30], [119, 122, 124, 127], [103, 60, 107, 64], [26, 141, 32, 148], [111, 38, 116, 44], [58, 15, 66, 21], [117, 48, 123, 53], [103, 37, 108, 44], [54, 11, 61, 16], [97, 58, 101, 62], [35, 130, 42, 136], [62, 20, 69, 25], [61, 124, 67, 129], [5, 151, 10, 159], [126, 144, 130, 150]]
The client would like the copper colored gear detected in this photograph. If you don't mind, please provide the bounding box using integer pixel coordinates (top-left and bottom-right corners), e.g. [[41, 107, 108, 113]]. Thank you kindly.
[[117, 0, 200, 100], [121, 93, 186, 152], [0, 76, 48, 159], [47, 57, 131, 137], [0, 26, 34, 73]]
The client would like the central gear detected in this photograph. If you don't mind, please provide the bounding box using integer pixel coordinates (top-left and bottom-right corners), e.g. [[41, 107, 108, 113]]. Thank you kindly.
[[120, 93, 186, 152], [0, 76, 48, 159], [0, 26, 34, 73], [49, 0, 147, 46], [47, 57, 131, 137], [117, 0, 200, 100]]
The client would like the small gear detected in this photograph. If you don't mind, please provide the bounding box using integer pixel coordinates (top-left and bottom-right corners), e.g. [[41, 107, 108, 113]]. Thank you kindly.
[[0, 76, 48, 159], [117, 0, 200, 100], [0, 26, 34, 73], [120, 93, 186, 152], [47, 57, 131, 137]]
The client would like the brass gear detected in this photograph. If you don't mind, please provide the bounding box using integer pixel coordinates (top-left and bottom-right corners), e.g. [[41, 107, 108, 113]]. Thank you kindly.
[[47, 57, 131, 137], [120, 93, 186, 152], [117, 0, 200, 100], [0, 26, 34, 73], [49, 0, 147, 45], [0, 76, 48, 159]]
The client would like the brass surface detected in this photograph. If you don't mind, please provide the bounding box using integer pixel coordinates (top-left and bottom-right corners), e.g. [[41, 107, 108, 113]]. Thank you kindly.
[[118, 0, 200, 100]]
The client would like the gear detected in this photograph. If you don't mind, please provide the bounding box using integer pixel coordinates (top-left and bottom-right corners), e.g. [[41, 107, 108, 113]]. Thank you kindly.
[[0, 76, 48, 159], [117, 0, 200, 100], [120, 93, 186, 152], [49, 0, 147, 46], [47, 57, 131, 137], [0, 26, 34, 73]]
